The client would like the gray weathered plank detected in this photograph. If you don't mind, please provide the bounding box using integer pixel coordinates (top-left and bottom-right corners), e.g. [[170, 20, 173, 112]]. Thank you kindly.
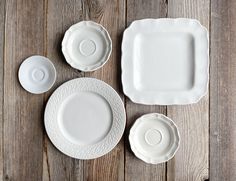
[[125, 0, 168, 181], [4, 0, 236, 180], [43, 0, 85, 180], [167, 0, 210, 180], [0, 0, 5, 180], [83, 0, 126, 180], [3, 0, 45, 180], [210, 0, 236, 180]]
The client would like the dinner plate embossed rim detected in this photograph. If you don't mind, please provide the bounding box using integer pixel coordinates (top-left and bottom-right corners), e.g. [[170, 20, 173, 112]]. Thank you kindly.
[[44, 78, 126, 159]]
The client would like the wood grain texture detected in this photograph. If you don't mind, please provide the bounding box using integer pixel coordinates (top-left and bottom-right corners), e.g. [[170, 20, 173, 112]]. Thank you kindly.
[[125, 0, 168, 181], [210, 0, 236, 180], [167, 0, 210, 180], [2, 0, 236, 180], [83, 0, 126, 180], [44, 0, 84, 180], [3, 0, 45, 180], [0, 0, 5, 180]]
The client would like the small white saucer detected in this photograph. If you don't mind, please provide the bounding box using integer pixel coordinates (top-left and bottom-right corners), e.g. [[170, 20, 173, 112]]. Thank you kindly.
[[129, 113, 180, 164], [18, 55, 56, 94], [62, 21, 112, 72]]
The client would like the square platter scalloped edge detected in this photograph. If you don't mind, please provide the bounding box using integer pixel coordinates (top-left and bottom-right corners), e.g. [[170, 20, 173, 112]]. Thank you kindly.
[[121, 18, 209, 105]]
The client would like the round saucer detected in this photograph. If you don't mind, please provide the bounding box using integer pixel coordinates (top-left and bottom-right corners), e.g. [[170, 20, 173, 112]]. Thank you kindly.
[[18, 55, 56, 94], [129, 113, 180, 164], [62, 21, 112, 72]]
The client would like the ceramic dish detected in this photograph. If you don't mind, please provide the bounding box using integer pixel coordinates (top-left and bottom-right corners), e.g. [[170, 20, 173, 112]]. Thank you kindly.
[[129, 113, 180, 164], [18, 55, 56, 94], [62, 21, 112, 72], [44, 78, 126, 159], [122, 18, 209, 105]]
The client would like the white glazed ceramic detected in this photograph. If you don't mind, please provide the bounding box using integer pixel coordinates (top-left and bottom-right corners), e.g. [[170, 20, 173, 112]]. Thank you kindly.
[[129, 113, 180, 164], [18, 55, 56, 94], [44, 78, 126, 159], [122, 18, 209, 105], [62, 21, 112, 72]]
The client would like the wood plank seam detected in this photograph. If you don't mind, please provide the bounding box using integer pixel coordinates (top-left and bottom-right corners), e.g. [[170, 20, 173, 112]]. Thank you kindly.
[[124, 1, 127, 180], [43, 0, 51, 180], [208, 0, 211, 180], [164, 2, 169, 180], [1, 0, 6, 180]]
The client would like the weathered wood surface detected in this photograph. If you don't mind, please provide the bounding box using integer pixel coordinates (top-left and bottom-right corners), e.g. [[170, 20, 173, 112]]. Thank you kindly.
[[0, 0, 5, 181], [44, 0, 84, 181], [125, 0, 167, 181], [0, 0, 235, 180], [210, 0, 236, 181], [4, 0, 45, 181], [167, 0, 210, 181], [83, 0, 126, 181]]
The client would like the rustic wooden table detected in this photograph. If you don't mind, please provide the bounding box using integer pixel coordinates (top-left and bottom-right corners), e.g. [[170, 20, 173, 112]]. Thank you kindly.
[[0, 0, 235, 180]]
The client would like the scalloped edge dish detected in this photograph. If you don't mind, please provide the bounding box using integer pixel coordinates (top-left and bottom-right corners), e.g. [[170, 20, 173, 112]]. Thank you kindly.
[[129, 113, 180, 164], [122, 18, 209, 105], [62, 21, 112, 72]]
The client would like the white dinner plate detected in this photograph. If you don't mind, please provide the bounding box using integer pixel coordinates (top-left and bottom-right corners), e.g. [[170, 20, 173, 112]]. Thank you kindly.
[[62, 21, 112, 72], [18, 55, 56, 94], [129, 113, 180, 164], [122, 18, 209, 105], [44, 78, 126, 159]]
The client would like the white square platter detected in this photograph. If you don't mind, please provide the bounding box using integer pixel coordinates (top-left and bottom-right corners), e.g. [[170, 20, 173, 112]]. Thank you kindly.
[[121, 18, 209, 105]]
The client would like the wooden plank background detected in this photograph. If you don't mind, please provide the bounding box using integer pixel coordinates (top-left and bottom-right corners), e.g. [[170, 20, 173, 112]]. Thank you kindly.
[[0, 0, 235, 180]]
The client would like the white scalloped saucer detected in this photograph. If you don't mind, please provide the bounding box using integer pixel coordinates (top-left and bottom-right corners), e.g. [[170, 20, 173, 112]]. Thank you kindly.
[[129, 113, 180, 164], [62, 21, 112, 72], [44, 78, 126, 159]]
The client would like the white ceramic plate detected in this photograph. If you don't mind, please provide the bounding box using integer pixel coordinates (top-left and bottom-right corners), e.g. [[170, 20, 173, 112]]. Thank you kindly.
[[129, 113, 180, 164], [122, 18, 209, 105], [44, 78, 126, 159], [62, 21, 112, 72], [18, 55, 56, 94]]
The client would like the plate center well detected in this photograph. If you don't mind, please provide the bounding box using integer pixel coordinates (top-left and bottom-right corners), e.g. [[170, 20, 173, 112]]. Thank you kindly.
[[79, 39, 96, 56], [58, 92, 112, 145], [68, 28, 107, 66], [133, 32, 195, 91]]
